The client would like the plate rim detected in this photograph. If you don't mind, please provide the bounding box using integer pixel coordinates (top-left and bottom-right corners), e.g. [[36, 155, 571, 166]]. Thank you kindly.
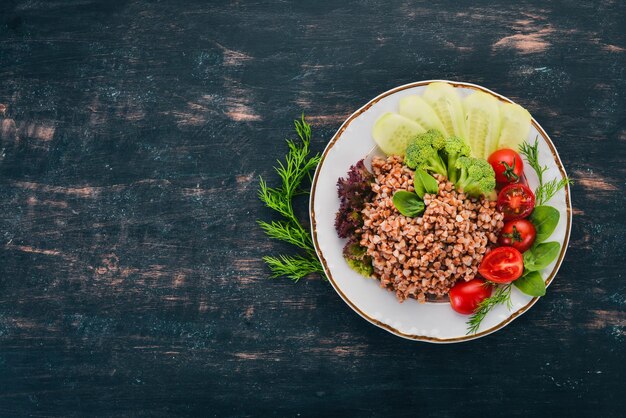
[[309, 80, 572, 343]]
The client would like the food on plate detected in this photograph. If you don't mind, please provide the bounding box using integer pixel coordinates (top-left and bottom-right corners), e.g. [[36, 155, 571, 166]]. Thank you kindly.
[[497, 183, 536, 220], [372, 113, 425, 156], [449, 278, 493, 315], [477, 246, 524, 283], [498, 219, 536, 252], [464, 90, 501, 159], [332, 84, 570, 333], [373, 82, 534, 160], [497, 102, 531, 152], [422, 82, 467, 138], [335, 160, 375, 276], [488, 148, 525, 185], [359, 156, 503, 302]]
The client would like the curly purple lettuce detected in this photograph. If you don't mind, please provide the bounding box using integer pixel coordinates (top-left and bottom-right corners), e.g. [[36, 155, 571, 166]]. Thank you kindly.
[[334, 160, 375, 277], [335, 160, 374, 238]]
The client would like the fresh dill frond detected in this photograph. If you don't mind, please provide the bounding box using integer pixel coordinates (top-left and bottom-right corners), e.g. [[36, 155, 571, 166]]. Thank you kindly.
[[519, 138, 572, 206], [258, 115, 326, 281], [263, 255, 325, 282], [257, 220, 313, 251], [519, 138, 547, 189], [536, 177, 572, 206], [466, 284, 513, 334]]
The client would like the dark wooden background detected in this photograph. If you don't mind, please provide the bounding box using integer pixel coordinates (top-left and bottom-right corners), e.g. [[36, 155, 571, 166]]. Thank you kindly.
[[0, 0, 624, 416]]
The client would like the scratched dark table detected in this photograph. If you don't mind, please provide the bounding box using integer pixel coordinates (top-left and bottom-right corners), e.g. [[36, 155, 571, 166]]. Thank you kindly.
[[0, 1, 624, 417]]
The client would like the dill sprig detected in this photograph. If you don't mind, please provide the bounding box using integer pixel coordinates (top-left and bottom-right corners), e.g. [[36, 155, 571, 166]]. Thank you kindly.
[[519, 138, 572, 205], [257, 115, 326, 282], [536, 177, 572, 206], [467, 284, 513, 334], [263, 254, 325, 281]]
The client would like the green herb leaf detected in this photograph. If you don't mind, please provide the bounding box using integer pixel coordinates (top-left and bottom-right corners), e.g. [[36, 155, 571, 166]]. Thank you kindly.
[[536, 177, 572, 205], [519, 138, 571, 206], [393, 191, 425, 217], [263, 255, 324, 282], [413, 169, 439, 198], [466, 284, 512, 334], [530, 205, 560, 243], [258, 115, 326, 281], [514, 271, 546, 296], [519, 138, 547, 199], [523, 241, 560, 271]]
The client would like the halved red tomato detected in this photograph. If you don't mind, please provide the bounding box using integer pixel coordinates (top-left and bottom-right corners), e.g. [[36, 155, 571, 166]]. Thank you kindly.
[[449, 278, 493, 315], [497, 183, 535, 220], [478, 247, 524, 283]]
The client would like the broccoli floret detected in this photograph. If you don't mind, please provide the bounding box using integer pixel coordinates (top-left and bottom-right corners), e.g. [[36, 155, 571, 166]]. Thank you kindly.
[[343, 241, 373, 277], [454, 156, 496, 197], [404, 130, 447, 176], [442, 136, 471, 183]]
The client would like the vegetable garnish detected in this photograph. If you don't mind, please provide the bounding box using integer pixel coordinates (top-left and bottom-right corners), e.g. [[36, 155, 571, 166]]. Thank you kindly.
[[336, 160, 375, 276], [466, 283, 513, 335], [465, 140, 569, 334], [519, 138, 572, 206], [404, 130, 496, 197], [258, 115, 326, 282]]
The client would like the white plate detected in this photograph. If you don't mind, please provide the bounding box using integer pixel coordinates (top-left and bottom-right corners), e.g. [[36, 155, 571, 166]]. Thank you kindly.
[[310, 80, 572, 343]]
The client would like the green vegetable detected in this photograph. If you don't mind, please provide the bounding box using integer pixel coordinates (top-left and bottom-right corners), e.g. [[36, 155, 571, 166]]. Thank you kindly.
[[452, 156, 497, 197], [398, 95, 448, 134], [514, 271, 546, 297], [345, 256, 374, 277], [258, 115, 325, 282], [530, 206, 560, 243], [466, 284, 512, 335], [392, 191, 425, 217], [536, 178, 571, 206], [372, 112, 426, 156], [497, 102, 532, 153], [404, 129, 448, 176], [343, 241, 373, 277], [422, 82, 467, 138], [413, 169, 439, 198], [464, 90, 502, 159], [523, 241, 560, 271], [519, 138, 572, 205], [442, 136, 471, 183]]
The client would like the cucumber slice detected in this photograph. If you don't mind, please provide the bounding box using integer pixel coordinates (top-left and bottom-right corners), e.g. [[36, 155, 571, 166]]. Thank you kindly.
[[398, 95, 447, 135], [372, 112, 426, 156], [464, 91, 502, 159], [423, 82, 467, 139], [497, 102, 531, 151]]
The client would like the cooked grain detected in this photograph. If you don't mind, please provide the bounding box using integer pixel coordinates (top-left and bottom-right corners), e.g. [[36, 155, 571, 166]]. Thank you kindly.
[[360, 156, 504, 302]]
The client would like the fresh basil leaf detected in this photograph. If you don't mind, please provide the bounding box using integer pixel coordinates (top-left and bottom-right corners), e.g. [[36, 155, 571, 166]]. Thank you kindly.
[[514, 271, 546, 296], [413, 169, 439, 198], [392, 191, 424, 217], [530, 205, 560, 243], [523, 241, 560, 271]]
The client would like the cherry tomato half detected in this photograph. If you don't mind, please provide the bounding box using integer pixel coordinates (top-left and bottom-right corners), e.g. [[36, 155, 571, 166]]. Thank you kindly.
[[449, 278, 493, 315], [498, 219, 536, 253], [488, 149, 524, 185], [497, 183, 535, 221], [478, 247, 524, 283]]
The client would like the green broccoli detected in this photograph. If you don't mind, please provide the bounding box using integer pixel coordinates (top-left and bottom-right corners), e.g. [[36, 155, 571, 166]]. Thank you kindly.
[[404, 130, 447, 176], [453, 156, 496, 197], [442, 136, 471, 183]]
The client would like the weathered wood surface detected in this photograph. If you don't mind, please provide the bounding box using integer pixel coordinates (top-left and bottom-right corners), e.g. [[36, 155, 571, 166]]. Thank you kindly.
[[0, 1, 624, 416]]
